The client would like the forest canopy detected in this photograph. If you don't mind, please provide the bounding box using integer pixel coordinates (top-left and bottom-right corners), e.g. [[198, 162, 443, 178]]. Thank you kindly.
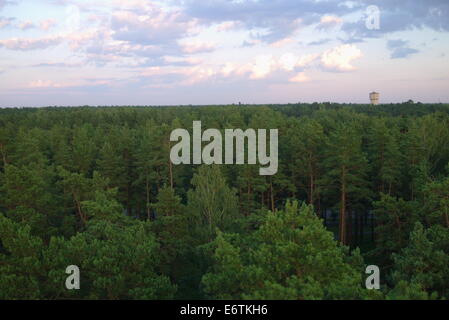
[[0, 102, 448, 300]]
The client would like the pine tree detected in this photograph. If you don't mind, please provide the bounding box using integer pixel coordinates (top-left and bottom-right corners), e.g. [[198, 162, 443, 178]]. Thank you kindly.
[[288, 118, 327, 208], [187, 165, 239, 242], [321, 123, 370, 245], [372, 194, 420, 265], [366, 118, 402, 196], [0, 214, 44, 299], [390, 222, 449, 298], [202, 201, 375, 300]]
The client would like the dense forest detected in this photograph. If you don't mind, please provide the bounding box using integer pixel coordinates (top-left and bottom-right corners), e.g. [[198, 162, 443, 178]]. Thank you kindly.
[[0, 102, 448, 300]]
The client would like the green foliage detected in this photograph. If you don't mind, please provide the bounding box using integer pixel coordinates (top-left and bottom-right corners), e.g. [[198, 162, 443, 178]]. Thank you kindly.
[[372, 194, 420, 263], [150, 186, 192, 293], [0, 214, 176, 299], [187, 165, 239, 242], [0, 214, 44, 299], [390, 223, 449, 299], [1, 104, 449, 300], [366, 118, 402, 195], [202, 201, 371, 300]]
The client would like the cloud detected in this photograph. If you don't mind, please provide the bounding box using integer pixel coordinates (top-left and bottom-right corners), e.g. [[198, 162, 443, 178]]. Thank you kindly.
[[338, 37, 364, 44], [31, 62, 83, 68], [5, 18, 55, 31], [220, 62, 237, 77], [0, 17, 14, 28], [26, 76, 122, 90], [241, 39, 262, 47], [216, 20, 242, 32], [178, 1, 447, 46], [289, 72, 309, 83], [110, 8, 197, 47], [40, 19, 56, 31], [297, 54, 319, 67], [136, 64, 215, 87], [28, 80, 63, 88], [111, 0, 153, 11], [279, 53, 298, 71], [249, 54, 277, 79], [65, 29, 107, 50], [390, 47, 419, 59], [277, 52, 318, 71], [342, 0, 449, 42], [387, 39, 407, 49], [307, 38, 332, 46], [317, 15, 343, 29], [184, 52, 322, 83], [67, 4, 202, 65], [177, 0, 350, 44], [26, 2, 208, 67], [180, 66, 218, 85], [132, 52, 321, 86], [0, 36, 62, 50], [180, 40, 216, 54], [0, 0, 10, 10], [387, 39, 419, 59], [321, 44, 362, 71], [270, 37, 295, 48], [19, 20, 35, 30], [216, 52, 319, 81]]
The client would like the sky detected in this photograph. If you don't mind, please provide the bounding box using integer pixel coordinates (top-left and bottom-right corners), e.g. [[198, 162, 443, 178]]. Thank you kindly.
[[0, 0, 448, 107]]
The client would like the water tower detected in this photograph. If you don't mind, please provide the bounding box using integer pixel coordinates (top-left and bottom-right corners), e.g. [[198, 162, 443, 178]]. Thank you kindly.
[[369, 92, 380, 105]]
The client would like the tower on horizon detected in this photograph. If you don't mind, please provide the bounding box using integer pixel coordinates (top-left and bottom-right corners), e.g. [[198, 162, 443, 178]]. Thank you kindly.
[[370, 92, 380, 105]]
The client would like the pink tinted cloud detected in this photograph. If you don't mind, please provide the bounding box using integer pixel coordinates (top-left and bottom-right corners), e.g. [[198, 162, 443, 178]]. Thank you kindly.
[[0, 36, 62, 50], [19, 20, 35, 30], [28, 80, 64, 88], [0, 17, 14, 28], [216, 21, 242, 32], [111, 7, 198, 46], [180, 40, 216, 54], [318, 15, 343, 29], [270, 37, 296, 48], [289, 72, 310, 83], [40, 19, 56, 31], [321, 44, 362, 71], [28, 78, 113, 89]]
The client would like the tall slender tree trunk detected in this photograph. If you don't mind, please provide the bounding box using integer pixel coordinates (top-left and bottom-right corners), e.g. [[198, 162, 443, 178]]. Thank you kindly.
[[74, 197, 87, 226], [322, 207, 326, 227], [146, 175, 151, 220], [0, 144, 6, 166], [359, 211, 365, 243], [347, 207, 353, 246], [380, 146, 385, 193], [168, 140, 174, 189], [169, 160, 174, 189], [339, 172, 347, 245]]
